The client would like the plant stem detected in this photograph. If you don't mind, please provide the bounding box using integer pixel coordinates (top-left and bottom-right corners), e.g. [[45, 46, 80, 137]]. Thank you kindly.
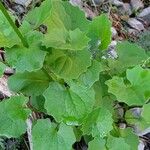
[[42, 68, 52, 81], [0, 2, 29, 48]]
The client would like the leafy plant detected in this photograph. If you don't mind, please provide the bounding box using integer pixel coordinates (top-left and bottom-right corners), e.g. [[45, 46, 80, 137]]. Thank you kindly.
[[0, 0, 150, 149]]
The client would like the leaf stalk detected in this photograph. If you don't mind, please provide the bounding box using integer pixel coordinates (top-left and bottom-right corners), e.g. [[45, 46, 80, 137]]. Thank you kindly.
[[0, 2, 29, 48]]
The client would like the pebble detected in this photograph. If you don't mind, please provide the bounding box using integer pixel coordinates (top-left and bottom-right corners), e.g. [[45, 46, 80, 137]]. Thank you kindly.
[[107, 41, 118, 59], [130, 0, 144, 11], [127, 18, 145, 31], [111, 0, 124, 7], [138, 7, 150, 26], [4, 67, 15, 75], [15, 0, 32, 7], [138, 141, 145, 150], [122, 3, 132, 16], [119, 123, 126, 129], [130, 107, 142, 118], [93, 0, 104, 5], [111, 27, 118, 38], [0, 76, 13, 98], [127, 28, 139, 35]]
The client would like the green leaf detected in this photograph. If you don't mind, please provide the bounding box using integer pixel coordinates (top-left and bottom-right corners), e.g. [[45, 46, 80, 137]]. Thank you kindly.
[[44, 28, 90, 50], [8, 70, 51, 96], [32, 119, 76, 150], [30, 95, 46, 112], [0, 96, 30, 138], [82, 108, 113, 138], [0, 62, 6, 77], [73, 127, 82, 142], [42, 0, 90, 50], [45, 49, 91, 79], [106, 66, 150, 105], [88, 138, 106, 150], [108, 41, 148, 74], [141, 103, 150, 124], [6, 44, 46, 72], [107, 136, 130, 150], [23, 0, 52, 29], [43, 81, 95, 123], [125, 108, 148, 131], [88, 14, 111, 50], [77, 60, 104, 88], [93, 74, 114, 108], [62, 1, 89, 31], [0, 12, 20, 48], [120, 128, 139, 150]]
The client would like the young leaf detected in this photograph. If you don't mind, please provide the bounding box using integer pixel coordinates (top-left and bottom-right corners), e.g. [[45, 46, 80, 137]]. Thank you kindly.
[[141, 103, 150, 124], [88, 14, 111, 50], [23, 0, 52, 29], [108, 41, 148, 75], [93, 74, 114, 108], [45, 49, 91, 79], [8, 70, 51, 96], [82, 108, 113, 138], [0, 96, 30, 138], [106, 136, 130, 150], [43, 81, 95, 123], [32, 119, 76, 150], [6, 44, 47, 72], [42, 0, 90, 50], [120, 128, 139, 150], [88, 138, 106, 150], [25, 0, 89, 50], [106, 66, 150, 105], [77, 60, 104, 88]]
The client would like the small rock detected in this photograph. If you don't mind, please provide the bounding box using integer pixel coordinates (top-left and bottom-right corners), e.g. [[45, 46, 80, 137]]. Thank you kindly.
[[119, 123, 126, 129], [111, 27, 118, 38], [127, 28, 139, 35], [110, 40, 117, 47], [107, 41, 118, 59], [0, 76, 13, 98], [12, 4, 26, 15], [127, 18, 145, 31], [15, 0, 32, 7], [130, 107, 142, 118], [138, 141, 145, 150], [122, 3, 132, 15], [114, 104, 124, 119], [26, 118, 33, 150], [130, 0, 144, 11], [82, 4, 97, 19], [70, 1, 96, 19], [111, 0, 124, 7], [4, 67, 15, 75], [93, 0, 104, 5], [138, 7, 150, 26]]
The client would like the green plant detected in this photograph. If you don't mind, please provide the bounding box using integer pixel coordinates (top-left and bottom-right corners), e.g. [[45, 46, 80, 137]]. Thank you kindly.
[[0, 0, 150, 149]]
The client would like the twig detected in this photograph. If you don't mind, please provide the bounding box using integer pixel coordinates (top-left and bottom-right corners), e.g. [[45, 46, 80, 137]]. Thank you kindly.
[[26, 118, 33, 150], [91, 0, 98, 12]]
